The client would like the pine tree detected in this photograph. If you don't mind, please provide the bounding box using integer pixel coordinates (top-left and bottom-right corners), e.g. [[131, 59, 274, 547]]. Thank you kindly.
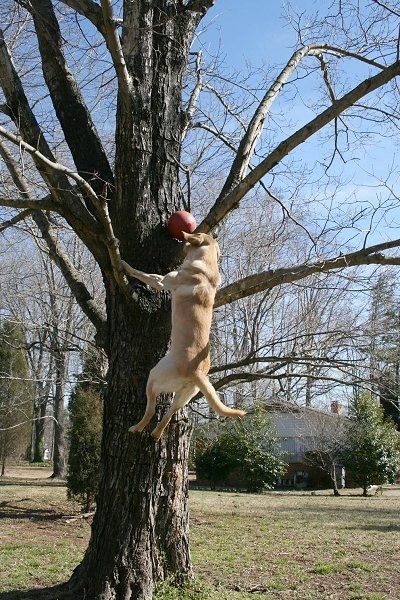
[[0, 321, 32, 475], [368, 276, 400, 430]]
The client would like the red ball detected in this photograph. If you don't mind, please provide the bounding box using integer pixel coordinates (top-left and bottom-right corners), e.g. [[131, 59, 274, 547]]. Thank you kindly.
[[167, 210, 197, 240]]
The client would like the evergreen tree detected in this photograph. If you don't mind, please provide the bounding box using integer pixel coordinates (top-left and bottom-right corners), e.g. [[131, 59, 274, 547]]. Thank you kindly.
[[368, 276, 400, 430], [342, 392, 400, 496], [0, 320, 32, 475], [230, 408, 287, 492], [67, 348, 105, 511], [194, 434, 237, 490]]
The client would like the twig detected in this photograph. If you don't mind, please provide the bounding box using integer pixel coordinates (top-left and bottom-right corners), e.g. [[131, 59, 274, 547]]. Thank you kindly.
[[63, 511, 95, 523]]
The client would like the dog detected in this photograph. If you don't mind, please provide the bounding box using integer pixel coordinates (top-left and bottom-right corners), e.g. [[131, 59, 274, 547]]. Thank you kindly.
[[122, 231, 246, 440]]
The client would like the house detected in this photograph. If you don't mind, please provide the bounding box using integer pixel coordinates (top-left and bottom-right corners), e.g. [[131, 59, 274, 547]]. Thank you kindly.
[[265, 400, 349, 489]]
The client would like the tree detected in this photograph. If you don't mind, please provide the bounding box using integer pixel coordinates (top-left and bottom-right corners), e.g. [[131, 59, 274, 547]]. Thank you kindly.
[[0, 321, 32, 475], [209, 208, 365, 410], [0, 1, 399, 597], [342, 393, 400, 496], [367, 275, 400, 430], [303, 409, 349, 496], [0, 234, 99, 472], [67, 347, 106, 511]]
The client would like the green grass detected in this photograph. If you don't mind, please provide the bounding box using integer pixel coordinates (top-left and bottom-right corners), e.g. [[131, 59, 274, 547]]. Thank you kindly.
[[0, 477, 88, 594], [1, 473, 399, 599], [1, 542, 81, 590]]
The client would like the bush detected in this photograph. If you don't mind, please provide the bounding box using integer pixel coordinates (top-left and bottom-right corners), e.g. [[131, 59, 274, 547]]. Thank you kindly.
[[194, 407, 287, 492], [67, 386, 103, 511], [195, 434, 237, 490]]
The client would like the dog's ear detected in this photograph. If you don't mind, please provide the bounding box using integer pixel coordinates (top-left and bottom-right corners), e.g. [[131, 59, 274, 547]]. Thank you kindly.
[[182, 232, 202, 246]]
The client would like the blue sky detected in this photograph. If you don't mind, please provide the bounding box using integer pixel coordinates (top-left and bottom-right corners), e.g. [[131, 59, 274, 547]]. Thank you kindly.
[[199, 1, 307, 69]]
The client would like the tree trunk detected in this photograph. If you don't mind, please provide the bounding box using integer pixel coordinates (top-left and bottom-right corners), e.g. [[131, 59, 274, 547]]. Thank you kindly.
[[0, 432, 6, 476], [70, 289, 193, 598], [31, 399, 47, 463], [69, 5, 199, 590], [30, 353, 53, 463], [330, 465, 340, 496], [52, 352, 67, 479]]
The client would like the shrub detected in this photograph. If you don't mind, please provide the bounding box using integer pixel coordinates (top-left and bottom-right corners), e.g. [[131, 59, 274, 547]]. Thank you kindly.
[[67, 386, 103, 511], [67, 348, 105, 511], [194, 407, 287, 492]]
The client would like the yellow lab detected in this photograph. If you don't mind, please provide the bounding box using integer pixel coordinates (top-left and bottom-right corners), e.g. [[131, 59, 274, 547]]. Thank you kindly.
[[122, 232, 246, 440]]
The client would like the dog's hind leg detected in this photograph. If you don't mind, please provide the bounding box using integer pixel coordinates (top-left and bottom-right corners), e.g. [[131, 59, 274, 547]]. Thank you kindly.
[[128, 380, 157, 435], [151, 384, 198, 441]]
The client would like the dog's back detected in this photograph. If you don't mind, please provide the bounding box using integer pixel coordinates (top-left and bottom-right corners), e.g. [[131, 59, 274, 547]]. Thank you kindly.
[[169, 234, 220, 375]]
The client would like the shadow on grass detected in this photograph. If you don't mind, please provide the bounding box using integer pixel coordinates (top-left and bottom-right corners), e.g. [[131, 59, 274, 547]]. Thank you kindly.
[[0, 584, 79, 600], [0, 499, 69, 522], [0, 479, 64, 488]]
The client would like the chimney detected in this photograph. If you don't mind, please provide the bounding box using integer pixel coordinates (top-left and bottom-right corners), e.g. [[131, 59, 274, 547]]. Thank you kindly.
[[331, 401, 343, 416]]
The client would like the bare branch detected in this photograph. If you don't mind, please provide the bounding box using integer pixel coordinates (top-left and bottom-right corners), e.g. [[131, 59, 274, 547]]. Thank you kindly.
[[100, 0, 132, 102], [190, 122, 238, 152], [0, 125, 98, 204], [0, 209, 33, 232], [57, 0, 106, 33], [0, 415, 57, 432], [0, 139, 108, 336], [210, 369, 363, 392], [181, 51, 203, 141], [0, 125, 131, 300], [29, 0, 114, 198], [215, 237, 400, 307], [0, 29, 103, 241], [198, 59, 400, 233], [370, 0, 400, 17], [216, 43, 387, 203]]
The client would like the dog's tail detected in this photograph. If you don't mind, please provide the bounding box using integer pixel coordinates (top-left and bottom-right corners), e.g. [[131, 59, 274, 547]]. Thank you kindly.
[[192, 372, 246, 418]]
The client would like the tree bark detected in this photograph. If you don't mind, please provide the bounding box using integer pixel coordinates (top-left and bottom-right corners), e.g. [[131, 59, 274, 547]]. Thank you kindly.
[[330, 465, 340, 497]]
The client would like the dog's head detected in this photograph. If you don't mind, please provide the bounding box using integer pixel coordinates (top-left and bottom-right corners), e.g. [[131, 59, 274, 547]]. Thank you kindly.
[[182, 232, 220, 260]]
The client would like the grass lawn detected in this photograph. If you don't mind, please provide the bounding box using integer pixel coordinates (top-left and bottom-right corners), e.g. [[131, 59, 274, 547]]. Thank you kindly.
[[0, 471, 399, 599]]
